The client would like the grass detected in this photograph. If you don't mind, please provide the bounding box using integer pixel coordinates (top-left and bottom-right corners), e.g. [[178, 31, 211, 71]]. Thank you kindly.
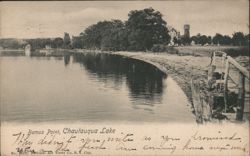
[[172, 46, 250, 57]]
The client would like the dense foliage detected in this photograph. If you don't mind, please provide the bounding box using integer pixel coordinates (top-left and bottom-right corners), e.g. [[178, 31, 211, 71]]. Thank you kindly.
[[126, 8, 170, 51], [73, 7, 170, 51], [0, 38, 26, 49], [79, 20, 127, 51], [190, 32, 249, 46]]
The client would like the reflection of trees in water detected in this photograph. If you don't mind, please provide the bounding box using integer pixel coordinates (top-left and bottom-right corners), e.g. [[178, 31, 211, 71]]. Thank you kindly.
[[73, 53, 125, 90], [125, 58, 166, 105], [64, 54, 71, 66], [72, 53, 166, 104]]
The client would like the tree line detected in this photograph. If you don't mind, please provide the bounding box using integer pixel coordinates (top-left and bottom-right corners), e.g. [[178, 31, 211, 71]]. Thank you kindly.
[[71, 7, 249, 50], [187, 32, 249, 46], [26, 33, 71, 50], [0, 7, 249, 51], [0, 33, 71, 50]]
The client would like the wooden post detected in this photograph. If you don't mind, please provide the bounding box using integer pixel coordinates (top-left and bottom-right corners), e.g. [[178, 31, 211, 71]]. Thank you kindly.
[[223, 59, 229, 112], [207, 65, 216, 81], [191, 78, 203, 123], [236, 72, 245, 121]]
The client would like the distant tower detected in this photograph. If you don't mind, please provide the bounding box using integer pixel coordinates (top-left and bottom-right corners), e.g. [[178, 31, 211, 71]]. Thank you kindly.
[[184, 24, 190, 38]]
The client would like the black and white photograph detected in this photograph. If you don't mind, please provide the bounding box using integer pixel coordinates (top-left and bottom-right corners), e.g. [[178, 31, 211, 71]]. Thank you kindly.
[[0, 1, 249, 155]]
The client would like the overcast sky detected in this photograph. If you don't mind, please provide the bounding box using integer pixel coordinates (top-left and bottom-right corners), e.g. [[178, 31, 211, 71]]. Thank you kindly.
[[0, 1, 249, 39]]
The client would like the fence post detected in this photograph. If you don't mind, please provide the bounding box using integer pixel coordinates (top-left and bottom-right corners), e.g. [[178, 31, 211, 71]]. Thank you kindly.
[[236, 72, 245, 121], [223, 59, 229, 112]]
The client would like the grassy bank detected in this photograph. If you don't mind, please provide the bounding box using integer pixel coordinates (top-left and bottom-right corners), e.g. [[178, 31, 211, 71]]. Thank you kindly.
[[170, 46, 249, 57]]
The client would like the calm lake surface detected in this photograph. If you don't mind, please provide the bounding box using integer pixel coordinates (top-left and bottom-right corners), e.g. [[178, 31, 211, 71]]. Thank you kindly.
[[0, 53, 195, 123]]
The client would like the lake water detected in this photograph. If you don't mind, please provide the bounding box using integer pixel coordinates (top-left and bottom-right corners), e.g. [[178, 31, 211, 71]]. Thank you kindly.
[[0, 53, 195, 123]]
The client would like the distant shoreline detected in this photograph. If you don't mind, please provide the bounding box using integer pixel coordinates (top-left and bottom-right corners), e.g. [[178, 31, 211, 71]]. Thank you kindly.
[[1, 45, 249, 57], [0, 49, 24, 52]]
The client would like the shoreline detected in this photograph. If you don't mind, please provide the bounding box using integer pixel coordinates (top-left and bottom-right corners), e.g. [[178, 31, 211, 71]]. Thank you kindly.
[[75, 50, 210, 102], [73, 50, 210, 119], [72, 50, 249, 122], [1, 49, 249, 122]]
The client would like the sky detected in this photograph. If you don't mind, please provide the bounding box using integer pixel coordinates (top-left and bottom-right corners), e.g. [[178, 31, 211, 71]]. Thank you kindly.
[[0, 1, 249, 39]]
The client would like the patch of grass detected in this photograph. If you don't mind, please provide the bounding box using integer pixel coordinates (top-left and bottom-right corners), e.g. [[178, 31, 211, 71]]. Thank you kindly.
[[172, 46, 249, 57]]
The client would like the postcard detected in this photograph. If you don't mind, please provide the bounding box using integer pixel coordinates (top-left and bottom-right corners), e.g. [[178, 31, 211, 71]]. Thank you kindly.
[[0, 1, 249, 155]]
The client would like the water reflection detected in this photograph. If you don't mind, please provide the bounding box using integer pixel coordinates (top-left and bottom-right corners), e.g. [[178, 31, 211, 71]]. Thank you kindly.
[[64, 54, 71, 66], [72, 53, 167, 106], [1, 53, 194, 122]]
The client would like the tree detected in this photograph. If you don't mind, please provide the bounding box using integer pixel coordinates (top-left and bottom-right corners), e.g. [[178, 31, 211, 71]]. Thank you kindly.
[[191, 35, 199, 45], [212, 33, 224, 45], [207, 36, 212, 44], [199, 35, 209, 45], [173, 37, 181, 45], [245, 34, 250, 45], [72, 36, 83, 49], [80, 20, 127, 50], [63, 32, 71, 48], [181, 36, 191, 45], [191, 34, 211, 45], [100, 20, 128, 51], [222, 35, 232, 45], [0, 38, 25, 49], [53, 37, 64, 48], [232, 32, 247, 46], [126, 7, 170, 51], [26, 38, 53, 50]]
